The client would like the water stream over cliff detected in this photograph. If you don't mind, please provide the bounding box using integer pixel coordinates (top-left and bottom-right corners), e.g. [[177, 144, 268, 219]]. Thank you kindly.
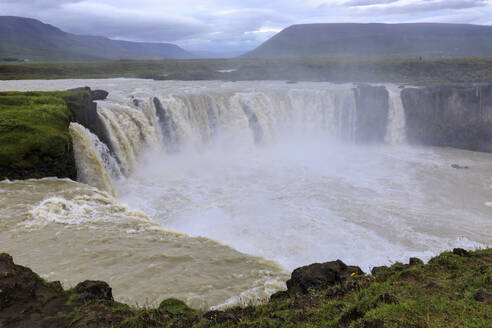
[[0, 79, 491, 308]]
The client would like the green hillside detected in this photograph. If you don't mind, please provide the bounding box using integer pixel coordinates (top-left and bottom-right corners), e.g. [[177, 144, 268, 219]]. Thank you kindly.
[[243, 23, 492, 59], [0, 16, 193, 62]]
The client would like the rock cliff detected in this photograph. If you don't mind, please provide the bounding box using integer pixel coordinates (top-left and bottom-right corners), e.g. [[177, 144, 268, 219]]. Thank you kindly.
[[402, 84, 492, 152]]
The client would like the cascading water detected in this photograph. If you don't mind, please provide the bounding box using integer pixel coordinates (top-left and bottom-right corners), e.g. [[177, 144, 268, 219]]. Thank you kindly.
[[96, 98, 163, 175], [92, 84, 360, 170], [70, 83, 362, 190], [2, 79, 490, 309], [69, 122, 120, 196], [385, 86, 407, 145]]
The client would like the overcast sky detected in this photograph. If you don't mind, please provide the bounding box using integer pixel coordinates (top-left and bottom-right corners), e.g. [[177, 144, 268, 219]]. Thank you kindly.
[[1, 0, 492, 52]]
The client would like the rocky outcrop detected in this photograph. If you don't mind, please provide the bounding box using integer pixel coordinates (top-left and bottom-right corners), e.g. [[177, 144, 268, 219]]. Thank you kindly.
[[0, 88, 112, 181], [401, 84, 492, 152], [0, 253, 126, 328], [68, 87, 113, 153], [1, 249, 490, 327], [286, 259, 364, 296], [353, 84, 389, 143], [0, 150, 77, 181]]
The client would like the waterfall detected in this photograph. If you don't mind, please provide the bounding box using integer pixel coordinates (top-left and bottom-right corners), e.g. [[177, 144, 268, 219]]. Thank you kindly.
[[96, 98, 163, 175], [69, 82, 408, 192], [385, 87, 407, 145], [69, 123, 121, 196], [148, 87, 358, 151]]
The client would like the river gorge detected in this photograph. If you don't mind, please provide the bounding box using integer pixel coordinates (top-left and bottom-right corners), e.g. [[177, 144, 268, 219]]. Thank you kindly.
[[0, 79, 491, 310]]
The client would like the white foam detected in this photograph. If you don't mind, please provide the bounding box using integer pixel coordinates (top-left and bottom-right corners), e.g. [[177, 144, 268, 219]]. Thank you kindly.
[[25, 191, 154, 228]]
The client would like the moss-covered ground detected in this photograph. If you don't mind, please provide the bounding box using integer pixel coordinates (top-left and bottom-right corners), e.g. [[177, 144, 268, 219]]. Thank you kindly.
[[36, 248, 492, 328], [0, 89, 89, 179], [1, 57, 492, 84]]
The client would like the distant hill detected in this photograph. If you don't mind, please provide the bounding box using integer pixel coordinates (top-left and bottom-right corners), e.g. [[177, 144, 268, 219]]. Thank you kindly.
[[0, 16, 193, 61], [242, 23, 492, 59]]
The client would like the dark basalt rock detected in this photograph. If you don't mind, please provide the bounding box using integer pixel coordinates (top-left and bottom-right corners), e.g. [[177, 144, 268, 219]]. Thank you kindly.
[[409, 257, 424, 266], [74, 280, 113, 303], [0, 149, 76, 181], [0, 253, 72, 327], [451, 164, 470, 170], [68, 87, 114, 156], [90, 89, 109, 101], [286, 259, 363, 296], [401, 84, 492, 152], [474, 289, 492, 304], [269, 290, 290, 302], [0, 288, 8, 310], [453, 248, 471, 257], [0, 253, 131, 328], [203, 310, 238, 326]]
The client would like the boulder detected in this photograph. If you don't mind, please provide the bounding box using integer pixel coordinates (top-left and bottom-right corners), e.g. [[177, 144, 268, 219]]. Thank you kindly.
[[474, 289, 492, 304], [203, 310, 238, 326], [90, 89, 109, 101], [286, 260, 363, 296], [409, 257, 424, 266], [74, 280, 113, 303], [453, 248, 470, 257], [451, 164, 469, 170]]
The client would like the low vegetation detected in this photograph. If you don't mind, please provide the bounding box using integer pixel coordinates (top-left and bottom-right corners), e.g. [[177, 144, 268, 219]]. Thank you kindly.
[[0, 89, 92, 179], [1, 248, 490, 327], [2, 57, 492, 84]]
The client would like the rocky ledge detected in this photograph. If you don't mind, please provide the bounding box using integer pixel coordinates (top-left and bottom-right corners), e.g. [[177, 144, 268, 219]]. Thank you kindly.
[[402, 84, 492, 152], [1, 248, 490, 327]]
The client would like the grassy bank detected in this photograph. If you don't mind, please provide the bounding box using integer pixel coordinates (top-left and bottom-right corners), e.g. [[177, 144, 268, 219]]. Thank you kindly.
[[1, 248, 490, 327], [1, 57, 492, 84], [0, 89, 94, 180]]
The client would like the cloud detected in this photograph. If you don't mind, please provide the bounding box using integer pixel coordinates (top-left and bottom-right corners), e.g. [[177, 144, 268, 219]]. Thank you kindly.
[[56, 2, 207, 41], [353, 0, 489, 15], [0, 0, 491, 52], [1, 0, 84, 9], [343, 0, 400, 7]]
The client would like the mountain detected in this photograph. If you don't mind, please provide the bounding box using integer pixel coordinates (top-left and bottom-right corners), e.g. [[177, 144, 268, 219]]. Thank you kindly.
[[242, 23, 492, 59], [0, 16, 193, 61]]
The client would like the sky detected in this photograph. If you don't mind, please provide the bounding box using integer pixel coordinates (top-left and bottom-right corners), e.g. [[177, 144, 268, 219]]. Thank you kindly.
[[1, 0, 492, 53]]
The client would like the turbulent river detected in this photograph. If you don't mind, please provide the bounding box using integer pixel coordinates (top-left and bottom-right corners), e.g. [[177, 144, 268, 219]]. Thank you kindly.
[[0, 79, 491, 309]]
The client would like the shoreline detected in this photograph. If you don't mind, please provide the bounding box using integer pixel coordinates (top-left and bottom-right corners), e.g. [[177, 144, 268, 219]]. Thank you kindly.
[[1, 247, 490, 327]]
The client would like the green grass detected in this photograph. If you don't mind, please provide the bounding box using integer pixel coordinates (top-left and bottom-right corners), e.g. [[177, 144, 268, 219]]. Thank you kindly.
[[52, 249, 491, 327], [0, 92, 72, 167], [1, 57, 492, 84], [0, 89, 91, 179]]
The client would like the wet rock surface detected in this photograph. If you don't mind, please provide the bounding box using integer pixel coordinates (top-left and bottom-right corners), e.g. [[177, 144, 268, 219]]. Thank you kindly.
[[402, 84, 492, 152], [69, 87, 114, 155]]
